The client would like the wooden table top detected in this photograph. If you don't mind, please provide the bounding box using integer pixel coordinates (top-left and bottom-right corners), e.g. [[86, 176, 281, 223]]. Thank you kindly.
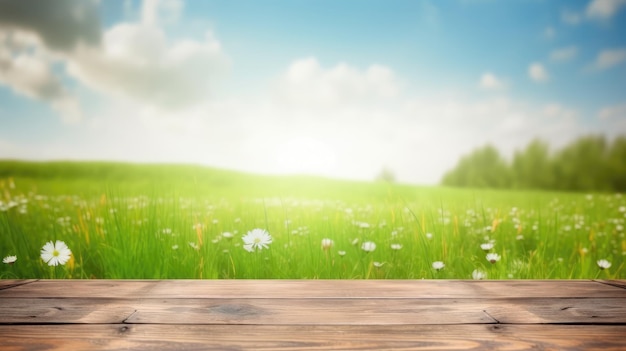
[[1, 279, 625, 350]]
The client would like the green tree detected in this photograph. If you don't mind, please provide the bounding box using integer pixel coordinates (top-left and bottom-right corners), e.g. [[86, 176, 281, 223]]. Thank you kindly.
[[552, 135, 609, 191], [442, 144, 511, 188], [511, 139, 553, 190], [607, 135, 626, 192], [441, 134, 625, 192]]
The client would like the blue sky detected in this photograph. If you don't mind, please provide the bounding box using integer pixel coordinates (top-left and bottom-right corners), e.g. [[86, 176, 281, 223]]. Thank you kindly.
[[1, 0, 625, 184]]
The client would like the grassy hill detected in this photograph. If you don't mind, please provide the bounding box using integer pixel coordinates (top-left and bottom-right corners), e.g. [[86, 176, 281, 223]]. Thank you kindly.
[[0, 160, 459, 207], [0, 159, 569, 205], [0, 160, 384, 198]]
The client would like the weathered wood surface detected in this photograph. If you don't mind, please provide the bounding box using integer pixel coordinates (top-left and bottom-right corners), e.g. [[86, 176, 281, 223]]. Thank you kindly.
[[1, 280, 625, 350], [0, 279, 36, 290], [2, 325, 626, 351], [3, 297, 625, 325], [3, 279, 625, 298]]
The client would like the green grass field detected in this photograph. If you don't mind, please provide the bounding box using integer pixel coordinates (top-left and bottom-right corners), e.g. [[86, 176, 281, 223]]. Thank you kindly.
[[1, 161, 624, 279]]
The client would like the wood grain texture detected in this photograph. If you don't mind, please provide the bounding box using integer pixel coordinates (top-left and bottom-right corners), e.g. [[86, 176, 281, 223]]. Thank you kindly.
[[0, 298, 136, 324], [0, 279, 37, 290], [1, 324, 625, 351], [2, 280, 625, 298], [3, 297, 623, 325], [0, 280, 160, 298], [126, 297, 626, 325], [1, 280, 625, 350], [124, 298, 496, 325]]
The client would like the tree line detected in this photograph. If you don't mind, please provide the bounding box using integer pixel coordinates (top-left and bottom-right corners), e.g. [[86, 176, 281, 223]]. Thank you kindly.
[[441, 135, 626, 192]]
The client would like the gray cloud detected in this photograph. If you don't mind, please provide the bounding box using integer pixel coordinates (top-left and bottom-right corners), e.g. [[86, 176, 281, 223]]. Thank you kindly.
[[0, 0, 228, 121], [0, 34, 81, 123], [67, 25, 229, 111], [0, 0, 101, 51]]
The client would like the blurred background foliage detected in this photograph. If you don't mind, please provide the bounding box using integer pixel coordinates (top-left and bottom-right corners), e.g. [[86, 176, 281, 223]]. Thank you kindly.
[[442, 134, 626, 192]]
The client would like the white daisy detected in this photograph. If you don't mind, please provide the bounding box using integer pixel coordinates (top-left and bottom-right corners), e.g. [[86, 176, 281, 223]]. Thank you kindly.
[[472, 269, 487, 280], [3, 255, 17, 265], [242, 228, 272, 252], [486, 253, 501, 264], [480, 243, 494, 251], [40, 240, 72, 266], [432, 261, 445, 271], [357, 222, 370, 229], [390, 243, 402, 250], [597, 259, 612, 269], [361, 241, 376, 253]]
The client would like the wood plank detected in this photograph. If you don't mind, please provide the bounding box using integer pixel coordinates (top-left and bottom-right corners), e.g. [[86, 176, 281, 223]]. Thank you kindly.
[[0, 298, 492, 325], [123, 298, 626, 325], [144, 280, 623, 299], [3, 297, 623, 325], [2, 280, 625, 299], [0, 280, 160, 298], [1, 324, 625, 350], [0, 298, 135, 324], [0, 279, 37, 290], [484, 298, 626, 324], [124, 298, 495, 325]]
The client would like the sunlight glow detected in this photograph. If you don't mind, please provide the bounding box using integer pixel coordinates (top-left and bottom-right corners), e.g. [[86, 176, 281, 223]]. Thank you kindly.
[[273, 136, 337, 176]]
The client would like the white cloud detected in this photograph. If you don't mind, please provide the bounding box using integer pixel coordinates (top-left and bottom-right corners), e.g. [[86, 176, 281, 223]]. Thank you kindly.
[[586, 0, 626, 19], [0, 137, 60, 160], [542, 103, 579, 121], [274, 58, 400, 107], [598, 103, 626, 120], [0, 33, 82, 123], [479, 72, 506, 90], [593, 48, 626, 70], [0, 139, 21, 158], [595, 103, 626, 136], [66, 20, 228, 111], [561, 1, 626, 25], [561, 10, 582, 25], [528, 62, 549, 82], [550, 46, 578, 62], [50, 97, 82, 124]]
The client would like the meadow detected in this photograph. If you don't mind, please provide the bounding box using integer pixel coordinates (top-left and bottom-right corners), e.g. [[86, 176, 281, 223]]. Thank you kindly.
[[0, 161, 624, 279]]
